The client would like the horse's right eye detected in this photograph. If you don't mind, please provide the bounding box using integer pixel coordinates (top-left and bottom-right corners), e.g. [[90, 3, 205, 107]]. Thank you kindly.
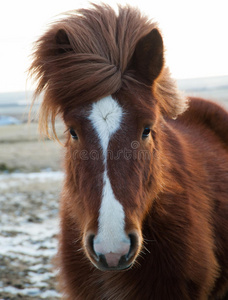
[[70, 128, 78, 140]]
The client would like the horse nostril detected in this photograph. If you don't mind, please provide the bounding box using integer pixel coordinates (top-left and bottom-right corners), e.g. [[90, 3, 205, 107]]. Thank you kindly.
[[86, 234, 98, 261], [128, 233, 139, 260]]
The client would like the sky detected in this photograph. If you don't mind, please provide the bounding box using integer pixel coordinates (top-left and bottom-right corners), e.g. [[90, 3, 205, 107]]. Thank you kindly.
[[0, 0, 227, 93]]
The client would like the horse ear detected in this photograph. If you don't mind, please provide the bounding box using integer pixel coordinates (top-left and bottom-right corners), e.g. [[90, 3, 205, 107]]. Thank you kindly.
[[55, 29, 73, 54], [133, 28, 164, 84]]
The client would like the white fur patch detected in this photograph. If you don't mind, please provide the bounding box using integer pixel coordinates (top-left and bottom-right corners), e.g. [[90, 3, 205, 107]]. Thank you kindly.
[[88, 96, 122, 155], [88, 96, 129, 253]]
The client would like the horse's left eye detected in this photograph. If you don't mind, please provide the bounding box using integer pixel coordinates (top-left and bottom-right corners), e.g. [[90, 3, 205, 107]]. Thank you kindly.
[[142, 127, 151, 139], [70, 128, 78, 140]]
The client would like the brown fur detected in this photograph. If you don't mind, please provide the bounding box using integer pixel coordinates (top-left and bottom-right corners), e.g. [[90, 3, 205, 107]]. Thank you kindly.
[[29, 4, 228, 300]]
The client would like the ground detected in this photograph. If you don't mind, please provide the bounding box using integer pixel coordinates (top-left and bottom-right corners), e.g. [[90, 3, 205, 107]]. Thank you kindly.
[[0, 123, 64, 299]]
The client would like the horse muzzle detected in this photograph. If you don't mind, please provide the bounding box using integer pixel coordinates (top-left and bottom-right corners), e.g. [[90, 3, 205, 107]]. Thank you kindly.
[[85, 232, 140, 271]]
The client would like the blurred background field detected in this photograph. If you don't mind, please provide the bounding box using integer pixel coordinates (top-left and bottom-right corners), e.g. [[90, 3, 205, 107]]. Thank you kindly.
[[0, 75, 228, 299], [0, 122, 64, 174]]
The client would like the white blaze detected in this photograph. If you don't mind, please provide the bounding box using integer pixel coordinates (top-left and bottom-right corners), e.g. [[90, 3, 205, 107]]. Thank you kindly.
[[88, 96, 128, 253]]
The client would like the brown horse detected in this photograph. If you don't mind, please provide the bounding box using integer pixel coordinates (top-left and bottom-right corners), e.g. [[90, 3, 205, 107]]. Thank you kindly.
[[29, 4, 228, 300]]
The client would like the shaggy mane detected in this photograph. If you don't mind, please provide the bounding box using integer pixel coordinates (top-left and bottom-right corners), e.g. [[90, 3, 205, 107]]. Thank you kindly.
[[29, 3, 186, 138]]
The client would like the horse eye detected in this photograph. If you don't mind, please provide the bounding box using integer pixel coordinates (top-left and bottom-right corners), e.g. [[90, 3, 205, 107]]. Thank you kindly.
[[69, 128, 78, 140], [142, 127, 151, 139]]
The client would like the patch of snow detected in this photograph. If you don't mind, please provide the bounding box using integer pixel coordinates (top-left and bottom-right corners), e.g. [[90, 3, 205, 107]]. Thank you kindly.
[[0, 171, 64, 191], [0, 170, 64, 181], [0, 171, 63, 298], [0, 286, 61, 298]]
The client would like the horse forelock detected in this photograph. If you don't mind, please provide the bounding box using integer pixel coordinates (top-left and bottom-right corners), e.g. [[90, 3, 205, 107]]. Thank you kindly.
[[29, 3, 187, 138]]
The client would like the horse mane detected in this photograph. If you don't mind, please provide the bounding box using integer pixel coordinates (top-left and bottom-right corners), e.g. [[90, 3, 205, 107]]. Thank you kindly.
[[29, 3, 187, 138]]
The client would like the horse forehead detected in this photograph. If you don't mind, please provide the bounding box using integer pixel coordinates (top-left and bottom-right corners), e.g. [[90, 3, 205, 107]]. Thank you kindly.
[[88, 96, 123, 151]]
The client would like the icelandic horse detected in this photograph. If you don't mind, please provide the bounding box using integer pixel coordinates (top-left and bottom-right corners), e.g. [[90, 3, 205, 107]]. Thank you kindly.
[[29, 4, 228, 300]]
